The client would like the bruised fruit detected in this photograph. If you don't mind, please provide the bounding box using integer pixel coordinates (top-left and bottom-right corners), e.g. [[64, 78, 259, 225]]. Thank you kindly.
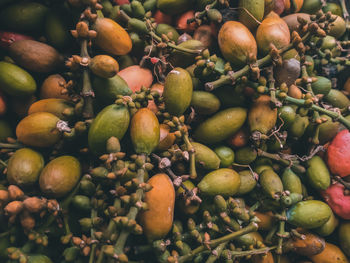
[[7, 148, 44, 187], [283, 231, 325, 256], [40, 74, 69, 100], [198, 168, 241, 196], [139, 173, 175, 241], [39, 156, 81, 198], [194, 108, 247, 144], [89, 55, 119, 78], [92, 18, 132, 55], [88, 104, 130, 155], [163, 67, 193, 116], [192, 142, 221, 170], [130, 108, 160, 154], [118, 65, 153, 93], [9, 40, 64, 73], [308, 242, 349, 263], [0, 61, 36, 97], [321, 183, 350, 220], [28, 99, 75, 121], [218, 21, 257, 67], [327, 130, 350, 178], [286, 200, 332, 229], [16, 112, 61, 148]]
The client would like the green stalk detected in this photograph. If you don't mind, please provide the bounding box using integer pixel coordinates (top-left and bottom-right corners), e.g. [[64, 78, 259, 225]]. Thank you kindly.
[[183, 134, 197, 179], [229, 246, 277, 257], [178, 222, 258, 263], [205, 241, 228, 263], [0, 143, 23, 149]]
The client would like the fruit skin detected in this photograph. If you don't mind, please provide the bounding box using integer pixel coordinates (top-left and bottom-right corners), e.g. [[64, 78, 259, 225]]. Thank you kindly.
[[89, 55, 119, 78], [156, 24, 179, 42], [214, 145, 235, 168], [157, 0, 193, 15], [283, 231, 325, 256], [248, 95, 277, 135], [327, 130, 350, 178], [0, 31, 34, 49], [0, 2, 48, 34], [118, 65, 153, 93], [176, 180, 200, 214], [238, 0, 265, 30], [288, 114, 309, 139], [256, 14, 290, 56], [92, 18, 132, 56], [301, 0, 323, 14], [190, 91, 220, 115], [0, 120, 13, 142], [130, 108, 160, 154], [321, 183, 350, 220], [139, 173, 175, 241], [45, 11, 71, 49], [39, 156, 81, 198], [170, 40, 204, 68], [311, 76, 331, 96], [308, 242, 349, 263], [0, 61, 36, 97], [40, 74, 69, 100], [27, 254, 53, 263], [156, 124, 176, 151], [260, 169, 283, 199], [16, 112, 61, 148], [88, 104, 130, 155], [9, 40, 64, 73], [314, 210, 338, 237], [7, 148, 44, 187], [339, 222, 350, 257], [192, 142, 221, 170], [218, 21, 257, 67], [198, 168, 241, 196], [281, 168, 303, 195], [163, 67, 193, 116], [306, 156, 330, 190], [28, 99, 75, 121], [324, 89, 350, 111], [286, 200, 332, 229], [237, 170, 257, 195], [194, 107, 247, 144]]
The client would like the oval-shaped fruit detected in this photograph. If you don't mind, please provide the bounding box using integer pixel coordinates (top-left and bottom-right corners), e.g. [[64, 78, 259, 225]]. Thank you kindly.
[[311, 76, 331, 96], [214, 145, 234, 168], [176, 10, 197, 33], [278, 105, 296, 129], [286, 200, 332, 229], [92, 18, 132, 55], [288, 114, 309, 139], [163, 67, 193, 116], [198, 168, 241, 196], [192, 142, 221, 170], [321, 183, 350, 220], [283, 231, 325, 256], [156, 24, 179, 42], [27, 254, 53, 263], [72, 195, 91, 212], [235, 146, 257, 164], [45, 11, 71, 49], [0, 120, 13, 142], [314, 210, 338, 237], [256, 14, 290, 56], [0, 31, 34, 49], [170, 39, 204, 68], [40, 74, 69, 100], [194, 108, 247, 144], [327, 130, 350, 178], [317, 115, 339, 144], [9, 40, 64, 73], [308, 242, 349, 263], [0, 2, 48, 33], [118, 65, 153, 93], [306, 156, 330, 190], [339, 222, 350, 257], [156, 124, 176, 151], [28, 99, 75, 121], [260, 169, 283, 199], [130, 108, 160, 154], [238, 0, 265, 30], [7, 148, 44, 187], [324, 89, 350, 110], [300, 0, 323, 14], [283, 14, 311, 32], [282, 168, 303, 195], [93, 74, 132, 105], [39, 156, 81, 198], [274, 58, 301, 86], [237, 170, 257, 195], [0, 61, 36, 96], [190, 91, 220, 115], [16, 112, 61, 148], [218, 21, 257, 67], [251, 252, 274, 263], [88, 104, 130, 155], [249, 95, 277, 135], [139, 173, 175, 241], [89, 55, 119, 78], [157, 0, 192, 15]]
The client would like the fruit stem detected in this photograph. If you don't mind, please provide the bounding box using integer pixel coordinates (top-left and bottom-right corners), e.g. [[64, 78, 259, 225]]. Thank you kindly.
[[114, 154, 146, 256], [205, 32, 311, 91], [205, 241, 228, 263], [186, 0, 218, 24], [0, 142, 23, 149], [178, 222, 258, 262], [183, 134, 197, 179], [276, 210, 287, 255], [228, 246, 277, 257], [284, 95, 350, 130], [0, 159, 7, 167]]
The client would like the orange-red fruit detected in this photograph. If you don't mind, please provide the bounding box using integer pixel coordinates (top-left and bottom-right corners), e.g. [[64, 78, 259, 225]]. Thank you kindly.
[[118, 65, 153, 93], [0, 91, 6, 116], [153, 10, 172, 25], [40, 74, 69, 100], [284, 0, 304, 13], [139, 173, 175, 241], [176, 10, 197, 33], [327, 130, 350, 178], [308, 242, 349, 263]]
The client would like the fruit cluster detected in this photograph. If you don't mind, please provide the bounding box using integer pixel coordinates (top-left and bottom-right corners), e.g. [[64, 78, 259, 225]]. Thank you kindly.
[[0, 0, 350, 262]]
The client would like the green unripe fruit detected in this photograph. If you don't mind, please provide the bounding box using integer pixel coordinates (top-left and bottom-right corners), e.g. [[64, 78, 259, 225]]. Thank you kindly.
[[192, 142, 221, 170], [260, 169, 283, 200], [306, 156, 330, 190], [281, 168, 303, 195], [214, 146, 235, 168], [237, 170, 257, 195]]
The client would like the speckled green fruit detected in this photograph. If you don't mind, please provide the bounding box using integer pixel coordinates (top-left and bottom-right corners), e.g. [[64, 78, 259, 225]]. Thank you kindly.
[[157, 0, 193, 15], [324, 89, 350, 110], [0, 120, 13, 142], [163, 67, 193, 116], [39, 156, 81, 198], [311, 76, 331, 96], [156, 24, 179, 42], [306, 156, 330, 190], [286, 200, 332, 229], [214, 146, 235, 168], [0, 61, 36, 96], [339, 222, 350, 257], [192, 142, 221, 170], [198, 168, 241, 196], [237, 170, 257, 195], [190, 91, 221, 115], [88, 104, 130, 155], [314, 210, 338, 237], [130, 108, 160, 154], [7, 148, 44, 187], [235, 146, 257, 165], [194, 108, 247, 144], [281, 168, 302, 195], [260, 169, 283, 199]]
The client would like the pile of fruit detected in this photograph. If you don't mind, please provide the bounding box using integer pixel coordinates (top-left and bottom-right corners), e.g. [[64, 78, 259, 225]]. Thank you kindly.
[[0, 0, 350, 262]]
